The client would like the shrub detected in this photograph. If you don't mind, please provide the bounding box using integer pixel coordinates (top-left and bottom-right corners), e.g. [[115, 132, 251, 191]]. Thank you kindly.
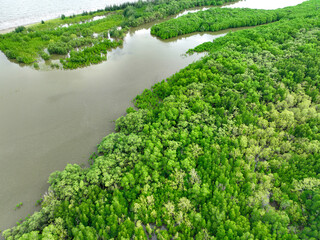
[[40, 51, 50, 60], [48, 41, 70, 55], [81, 29, 93, 37], [16, 56, 24, 63], [41, 35, 50, 41], [5, 50, 16, 59], [15, 26, 25, 33], [61, 36, 71, 43], [33, 63, 39, 69], [23, 36, 31, 42]]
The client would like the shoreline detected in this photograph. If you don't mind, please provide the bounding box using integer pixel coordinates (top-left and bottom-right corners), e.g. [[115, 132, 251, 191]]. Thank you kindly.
[[0, 0, 241, 69], [0, 0, 142, 35], [0, 9, 108, 34], [0, 0, 239, 35], [0, 22, 39, 34]]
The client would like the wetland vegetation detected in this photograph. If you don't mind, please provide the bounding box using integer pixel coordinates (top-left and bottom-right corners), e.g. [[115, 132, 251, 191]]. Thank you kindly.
[[2, 0, 320, 239], [151, 7, 289, 39], [0, 0, 237, 69]]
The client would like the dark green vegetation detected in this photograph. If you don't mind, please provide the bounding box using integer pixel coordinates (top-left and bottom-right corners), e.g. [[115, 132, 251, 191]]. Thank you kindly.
[[151, 8, 280, 39], [151, 1, 317, 39], [3, 0, 320, 239], [0, 14, 123, 68], [0, 0, 236, 69], [0, 13, 124, 69]]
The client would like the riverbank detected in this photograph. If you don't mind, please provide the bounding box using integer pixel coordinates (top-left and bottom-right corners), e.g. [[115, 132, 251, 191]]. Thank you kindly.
[[0, 0, 239, 70], [3, 0, 320, 238], [0, 11, 111, 35], [0, 0, 142, 32], [0, 23, 36, 35], [0, 19, 213, 234]]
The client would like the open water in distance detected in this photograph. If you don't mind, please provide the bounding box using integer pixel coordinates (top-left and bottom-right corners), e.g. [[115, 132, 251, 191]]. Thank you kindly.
[[0, 0, 307, 31], [0, 0, 139, 31], [0, 0, 307, 234]]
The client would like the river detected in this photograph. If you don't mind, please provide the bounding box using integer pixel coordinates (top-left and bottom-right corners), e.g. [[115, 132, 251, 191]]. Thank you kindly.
[[0, 0, 307, 234]]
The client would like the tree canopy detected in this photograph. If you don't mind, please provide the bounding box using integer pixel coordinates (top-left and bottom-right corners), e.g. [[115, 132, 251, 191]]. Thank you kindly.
[[2, 0, 320, 239], [151, 0, 313, 39], [0, 0, 237, 69]]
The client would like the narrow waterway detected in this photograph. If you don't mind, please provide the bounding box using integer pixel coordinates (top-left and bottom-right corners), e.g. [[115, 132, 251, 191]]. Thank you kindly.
[[0, 0, 307, 234]]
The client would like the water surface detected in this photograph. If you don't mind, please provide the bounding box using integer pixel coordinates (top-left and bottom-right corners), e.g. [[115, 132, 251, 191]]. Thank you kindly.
[[0, 0, 307, 234], [0, 21, 221, 232], [0, 0, 139, 31]]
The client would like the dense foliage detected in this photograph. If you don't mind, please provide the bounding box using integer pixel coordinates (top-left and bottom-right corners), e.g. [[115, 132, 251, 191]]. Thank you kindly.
[[60, 39, 123, 69], [0, 13, 124, 67], [118, 0, 238, 28], [3, 0, 320, 239], [150, 0, 317, 39], [0, 0, 236, 69], [151, 8, 280, 39]]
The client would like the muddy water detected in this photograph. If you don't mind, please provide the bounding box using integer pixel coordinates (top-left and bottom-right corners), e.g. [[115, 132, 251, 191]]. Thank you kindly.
[[0, 0, 307, 234], [0, 23, 224, 233], [0, 0, 139, 31]]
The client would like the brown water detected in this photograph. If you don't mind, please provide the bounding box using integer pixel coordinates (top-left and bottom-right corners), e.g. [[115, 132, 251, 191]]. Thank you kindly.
[[0, 0, 307, 234], [0, 23, 223, 233]]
